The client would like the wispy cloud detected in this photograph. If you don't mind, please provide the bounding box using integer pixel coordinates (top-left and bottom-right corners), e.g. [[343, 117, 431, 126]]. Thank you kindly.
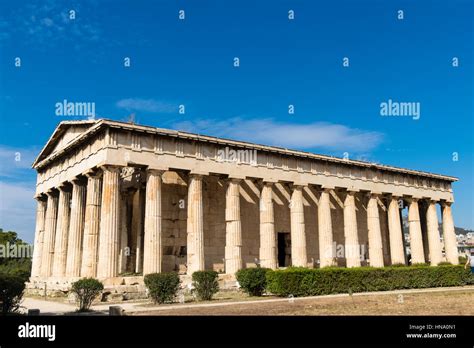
[[0, 145, 38, 179], [0, 0, 102, 48], [173, 117, 384, 153], [116, 98, 177, 113]]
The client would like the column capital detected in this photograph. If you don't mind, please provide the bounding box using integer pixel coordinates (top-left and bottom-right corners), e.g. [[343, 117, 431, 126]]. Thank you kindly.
[[228, 177, 243, 184], [147, 168, 166, 176], [57, 182, 72, 192], [71, 176, 87, 186], [46, 188, 59, 197], [84, 168, 103, 179], [34, 193, 47, 201], [189, 171, 208, 177], [405, 197, 419, 204], [440, 201, 452, 207], [189, 173, 205, 180], [262, 181, 275, 187], [99, 164, 122, 173]]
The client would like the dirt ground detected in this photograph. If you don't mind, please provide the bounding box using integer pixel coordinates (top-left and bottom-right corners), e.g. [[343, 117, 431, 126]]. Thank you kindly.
[[134, 290, 474, 316]]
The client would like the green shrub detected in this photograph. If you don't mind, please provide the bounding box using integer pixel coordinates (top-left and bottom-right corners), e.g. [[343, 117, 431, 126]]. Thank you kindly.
[[266, 265, 474, 297], [0, 273, 25, 315], [390, 263, 407, 267], [192, 271, 219, 301], [438, 262, 453, 266], [70, 278, 104, 312], [236, 267, 270, 296], [144, 272, 180, 304]]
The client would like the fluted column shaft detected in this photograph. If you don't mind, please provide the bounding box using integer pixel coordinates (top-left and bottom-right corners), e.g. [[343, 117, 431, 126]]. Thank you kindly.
[[318, 188, 334, 267], [41, 192, 59, 277], [259, 183, 277, 269], [143, 170, 163, 275], [65, 181, 86, 277], [419, 202, 430, 262], [97, 166, 121, 278], [408, 199, 425, 264], [80, 173, 102, 277], [225, 179, 243, 274], [51, 189, 70, 277], [52, 187, 72, 277], [187, 174, 204, 274], [442, 203, 459, 265], [387, 197, 405, 265], [344, 191, 360, 267], [31, 197, 47, 277], [367, 194, 384, 267], [426, 200, 443, 265], [119, 192, 129, 273], [290, 185, 307, 267]]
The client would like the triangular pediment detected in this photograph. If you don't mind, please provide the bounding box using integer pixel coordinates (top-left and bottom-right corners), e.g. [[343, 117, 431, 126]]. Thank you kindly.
[[33, 120, 100, 167]]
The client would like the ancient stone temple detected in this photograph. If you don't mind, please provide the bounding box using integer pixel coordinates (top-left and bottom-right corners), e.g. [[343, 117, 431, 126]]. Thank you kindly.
[[28, 119, 459, 294]]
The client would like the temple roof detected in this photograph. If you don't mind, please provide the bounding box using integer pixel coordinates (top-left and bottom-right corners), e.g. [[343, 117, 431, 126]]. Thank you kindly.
[[32, 118, 458, 182]]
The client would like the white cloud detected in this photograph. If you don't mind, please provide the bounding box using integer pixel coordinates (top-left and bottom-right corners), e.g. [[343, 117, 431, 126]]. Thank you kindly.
[[0, 181, 36, 243], [173, 117, 384, 153], [116, 98, 177, 113]]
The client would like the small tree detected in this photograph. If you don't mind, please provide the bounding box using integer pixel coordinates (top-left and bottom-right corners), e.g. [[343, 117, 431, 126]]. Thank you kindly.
[[70, 278, 104, 312], [236, 268, 270, 296], [192, 271, 219, 301], [144, 273, 180, 304], [0, 273, 25, 315]]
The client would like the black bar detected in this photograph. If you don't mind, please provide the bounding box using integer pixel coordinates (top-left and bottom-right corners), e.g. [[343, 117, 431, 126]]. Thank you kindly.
[[0, 315, 472, 346]]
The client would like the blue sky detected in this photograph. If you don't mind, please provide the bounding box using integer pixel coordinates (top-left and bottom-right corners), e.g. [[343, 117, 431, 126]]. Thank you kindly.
[[0, 0, 473, 243]]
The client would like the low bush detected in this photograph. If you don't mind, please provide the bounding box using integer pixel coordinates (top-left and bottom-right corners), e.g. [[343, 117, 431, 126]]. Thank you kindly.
[[144, 272, 180, 304], [236, 267, 270, 296], [192, 271, 219, 301], [0, 273, 25, 315], [70, 278, 104, 312], [266, 265, 473, 297]]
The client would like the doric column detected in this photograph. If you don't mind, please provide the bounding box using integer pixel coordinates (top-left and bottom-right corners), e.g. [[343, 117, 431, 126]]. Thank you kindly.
[[426, 200, 443, 265], [407, 198, 425, 264], [131, 187, 145, 273], [65, 179, 86, 277], [290, 185, 307, 267], [343, 190, 360, 267], [225, 178, 243, 274], [52, 186, 72, 277], [80, 172, 102, 277], [41, 191, 59, 277], [419, 201, 430, 262], [187, 174, 205, 274], [318, 188, 334, 268], [31, 196, 47, 278], [97, 166, 121, 278], [441, 202, 459, 265], [259, 182, 277, 269], [143, 169, 164, 275], [367, 193, 384, 267], [119, 191, 129, 274], [387, 196, 405, 265]]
